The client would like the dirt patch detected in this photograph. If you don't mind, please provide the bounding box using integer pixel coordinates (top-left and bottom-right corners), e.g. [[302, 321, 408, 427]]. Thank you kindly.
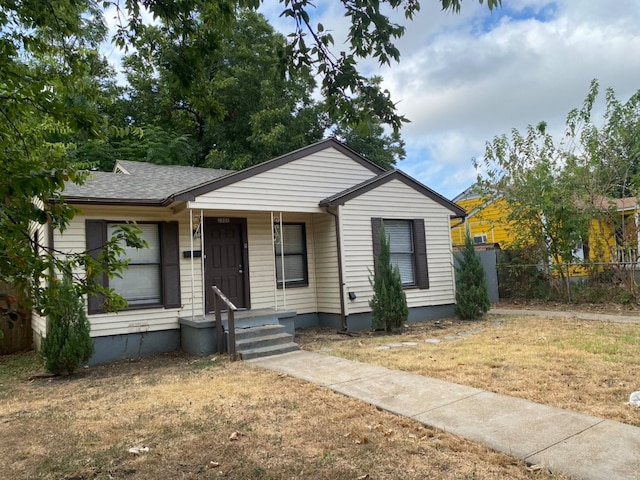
[[0, 351, 565, 480], [498, 298, 640, 316]]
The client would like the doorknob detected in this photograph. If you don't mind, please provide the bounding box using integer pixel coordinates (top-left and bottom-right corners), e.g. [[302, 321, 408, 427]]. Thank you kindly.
[[239, 265, 243, 274]]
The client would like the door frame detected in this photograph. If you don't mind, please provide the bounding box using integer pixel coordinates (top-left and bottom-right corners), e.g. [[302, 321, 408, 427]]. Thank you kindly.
[[204, 216, 251, 310]]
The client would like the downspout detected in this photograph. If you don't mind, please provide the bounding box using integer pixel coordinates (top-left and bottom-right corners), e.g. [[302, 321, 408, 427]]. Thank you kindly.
[[326, 206, 347, 331]]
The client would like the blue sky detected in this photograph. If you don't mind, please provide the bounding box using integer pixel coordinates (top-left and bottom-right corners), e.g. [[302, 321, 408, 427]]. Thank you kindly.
[[262, 0, 640, 200]]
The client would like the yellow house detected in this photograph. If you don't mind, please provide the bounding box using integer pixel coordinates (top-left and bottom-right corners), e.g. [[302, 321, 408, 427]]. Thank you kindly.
[[451, 186, 640, 270], [450, 187, 513, 248]]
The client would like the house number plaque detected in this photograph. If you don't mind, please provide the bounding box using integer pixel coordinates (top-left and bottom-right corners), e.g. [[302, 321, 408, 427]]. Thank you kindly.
[[217, 218, 230, 223]]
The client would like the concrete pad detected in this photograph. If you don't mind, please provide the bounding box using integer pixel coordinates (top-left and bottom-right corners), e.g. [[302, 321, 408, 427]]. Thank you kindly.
[[248, 351, 389, 386], [413, 391, 602, 458], [331, 369, 483, 417], [527, 419, 640, 480]]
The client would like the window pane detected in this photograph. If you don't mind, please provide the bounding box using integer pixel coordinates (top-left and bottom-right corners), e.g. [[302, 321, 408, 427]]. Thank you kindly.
[[108, 223, 161, 306], [274, 223, 307, 286], [275, 224, 304, 255], [108, 223, 160, 263], [392, 253, 415, 285], [385, 221, 413, 253], [111, 265, 161, 305]]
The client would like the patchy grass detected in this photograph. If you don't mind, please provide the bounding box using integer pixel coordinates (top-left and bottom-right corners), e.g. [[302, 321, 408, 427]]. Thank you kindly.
[[0, 350, 565, 480], [296, 314, 640, 427]]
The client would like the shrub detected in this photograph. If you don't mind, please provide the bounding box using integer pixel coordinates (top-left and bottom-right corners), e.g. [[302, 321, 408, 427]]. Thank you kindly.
[[369, 223, 408, 331], [455, 232, 491, 320], [40, 274, 94, 374]]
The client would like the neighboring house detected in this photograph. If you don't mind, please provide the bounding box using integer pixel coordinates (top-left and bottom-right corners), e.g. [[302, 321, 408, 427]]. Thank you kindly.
[[33, 138, 466, 364], [450, 186, 512, 247], [451, 185, 640, 270]]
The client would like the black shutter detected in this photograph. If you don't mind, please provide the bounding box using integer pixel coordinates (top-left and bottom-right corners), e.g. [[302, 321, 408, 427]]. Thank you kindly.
[[413, 219, 429, 289], [86, 220, 107, 314], [371, 217, 382, 270], [161, 221, 181, 308]]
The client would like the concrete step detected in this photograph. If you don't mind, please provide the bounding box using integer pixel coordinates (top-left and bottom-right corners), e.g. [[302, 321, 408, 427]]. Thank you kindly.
[[238, 342, 300, 361], [236, 332, 294, 351], [234, 324, 286, 341]]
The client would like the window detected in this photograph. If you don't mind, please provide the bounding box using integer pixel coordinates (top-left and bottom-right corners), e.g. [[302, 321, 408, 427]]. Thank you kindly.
[[86, 220, 181, 313], [385, 220, 415, 285], [473, 234, 488, 245], [274, 223, 308, 288], [371, 218, 429, 289], [108, 223, 161, 306]]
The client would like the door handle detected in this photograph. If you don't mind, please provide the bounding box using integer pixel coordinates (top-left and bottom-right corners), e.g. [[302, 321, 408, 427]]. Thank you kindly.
[[239, 265, 243, 274]]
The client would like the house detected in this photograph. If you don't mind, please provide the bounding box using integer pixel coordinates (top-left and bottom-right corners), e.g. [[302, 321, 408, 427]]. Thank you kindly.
[[450, 186, 511, 247], [451, 185, 640, 269], [33, 138, 466, 364]]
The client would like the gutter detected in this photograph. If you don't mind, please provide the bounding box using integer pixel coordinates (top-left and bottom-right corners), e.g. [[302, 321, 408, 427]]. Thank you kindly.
[[325, 206, 347, 331]]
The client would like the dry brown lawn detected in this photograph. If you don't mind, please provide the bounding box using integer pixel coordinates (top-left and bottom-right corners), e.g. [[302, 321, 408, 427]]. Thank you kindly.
[[0, 349, 565, 480], [296, 313, 640, 427]]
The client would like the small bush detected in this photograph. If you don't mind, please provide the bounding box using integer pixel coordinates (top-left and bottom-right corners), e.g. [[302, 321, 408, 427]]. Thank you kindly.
[[369, 223, 408, 331], [455, 232, 491, 319], [40, 275, 94, 375]]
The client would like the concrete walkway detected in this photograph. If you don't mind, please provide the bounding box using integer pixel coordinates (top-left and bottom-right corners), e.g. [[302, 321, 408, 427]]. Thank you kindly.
[[249, 349, 640, 480]]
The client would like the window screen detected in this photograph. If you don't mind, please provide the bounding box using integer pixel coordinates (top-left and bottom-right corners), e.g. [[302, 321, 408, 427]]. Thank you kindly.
[[274, 223, 308, 287], [108, 223, 161, 306], [385, 220, 416, 285]]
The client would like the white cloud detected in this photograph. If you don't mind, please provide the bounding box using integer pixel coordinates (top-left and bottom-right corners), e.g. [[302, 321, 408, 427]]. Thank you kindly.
[[368, 0, 640, 198]]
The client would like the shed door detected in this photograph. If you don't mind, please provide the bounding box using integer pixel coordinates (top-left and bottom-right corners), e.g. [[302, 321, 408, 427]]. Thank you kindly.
[[204, 218, 248, 311]]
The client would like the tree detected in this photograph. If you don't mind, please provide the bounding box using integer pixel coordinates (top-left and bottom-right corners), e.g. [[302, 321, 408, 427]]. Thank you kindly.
[[108, 0, 502, 135], [474, 79, 640, 298], [39, 274, 94, 375], [1, 0, 501, 327], [454, 232, 490, 319], [369, 223, 409, 331], [1, 0, 147, 320]]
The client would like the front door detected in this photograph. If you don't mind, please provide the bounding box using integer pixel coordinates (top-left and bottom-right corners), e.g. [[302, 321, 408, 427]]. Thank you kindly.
[[204, 218, 248, 311]]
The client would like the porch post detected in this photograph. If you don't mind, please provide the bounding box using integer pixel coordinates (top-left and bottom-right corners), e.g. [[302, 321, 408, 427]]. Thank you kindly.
[[271, 211, 277, 310], [190, 209, 195, 321], [200, 210, 205, 316], [279, 212, 286, 309]]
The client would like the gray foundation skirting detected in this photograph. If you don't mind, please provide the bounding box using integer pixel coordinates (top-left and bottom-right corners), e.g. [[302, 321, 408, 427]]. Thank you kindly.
[[84, 304, 455, 364], [90, 330, 181, 366]]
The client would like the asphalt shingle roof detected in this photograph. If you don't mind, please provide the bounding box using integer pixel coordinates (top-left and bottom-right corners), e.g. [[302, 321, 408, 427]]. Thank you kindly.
[[63, 160, 233, 204]]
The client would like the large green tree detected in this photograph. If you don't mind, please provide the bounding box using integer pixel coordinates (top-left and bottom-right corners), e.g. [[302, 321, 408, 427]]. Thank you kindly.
[[0, 0, 148, 318], [1, 0, 501, 321]]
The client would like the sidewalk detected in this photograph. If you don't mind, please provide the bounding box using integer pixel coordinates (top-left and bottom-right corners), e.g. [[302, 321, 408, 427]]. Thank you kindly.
[[249, 350, 640, 480]]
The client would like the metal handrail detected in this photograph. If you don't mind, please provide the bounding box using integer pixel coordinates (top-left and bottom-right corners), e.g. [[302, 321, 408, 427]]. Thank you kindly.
[[211, 285, 238, 361]]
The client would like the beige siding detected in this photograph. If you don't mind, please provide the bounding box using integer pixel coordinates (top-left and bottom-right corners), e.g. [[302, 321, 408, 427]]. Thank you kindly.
[[312, 212, 341, 313], [53, 205, 196, 337], [246, 212, 319, 314], [340, 179, 457, 314], [31, 214, 50, 340], [188, 148, 377, 213]]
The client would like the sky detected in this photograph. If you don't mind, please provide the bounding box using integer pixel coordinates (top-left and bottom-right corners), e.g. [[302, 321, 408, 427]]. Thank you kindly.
[[103, 1, 640, 201], [258, 0, 640, 200]]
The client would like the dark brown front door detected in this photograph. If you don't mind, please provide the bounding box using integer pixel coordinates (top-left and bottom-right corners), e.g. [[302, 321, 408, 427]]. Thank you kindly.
[[204, 218, 248, 311]]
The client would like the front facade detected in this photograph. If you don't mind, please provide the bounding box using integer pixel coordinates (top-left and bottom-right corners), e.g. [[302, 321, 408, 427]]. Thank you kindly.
[[33, 139, 465, 363]]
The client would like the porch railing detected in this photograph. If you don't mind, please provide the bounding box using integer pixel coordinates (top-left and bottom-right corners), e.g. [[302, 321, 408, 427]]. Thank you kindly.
[[211, 285, 238, 361]]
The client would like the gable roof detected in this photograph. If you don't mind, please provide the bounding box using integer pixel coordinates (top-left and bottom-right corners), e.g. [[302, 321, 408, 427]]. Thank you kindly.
[[63, 161, 232, 205], [62, 138, 385, 206], [320, 169, 466, 218], [171, 137, 386, 202]]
